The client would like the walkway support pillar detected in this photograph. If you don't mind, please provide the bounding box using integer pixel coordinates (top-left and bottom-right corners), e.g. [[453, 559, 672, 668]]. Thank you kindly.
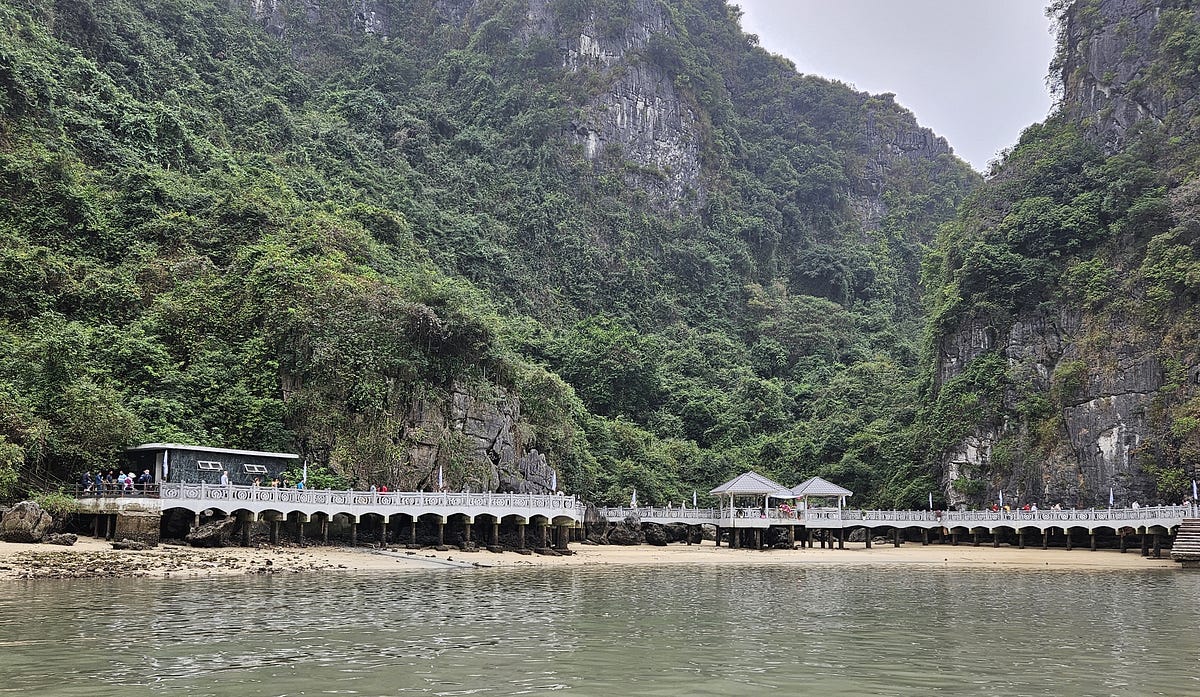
[[539, 522, 548, 549], [922, 529, 930, 546], [950, 530, 958, 546], [557, 524, 570, 551], [518, 523, 526, 549], [1043, 528, 1049, 550], [410, 520, 418, 545], [464, 520, 472, 544], [350, 519, 358, 546], [296, 514, 305, 544], [864, 527, 872, 548], [270, 519, 279, 545], [787, 526, 794, 547], [437, 519, 445, 546], [893, 529, 901, 548], [1119, 532, 1126, 553], [992, 530, 999, 548], [492, 521, 500, 546], [1066, 529, 1073, 551], [240, 512, 251, 547], [1141, 531, 1149, 557], [1153, 532, 1161, 558], [1090, 531, 1097, 551], [1018, 529, 1025, 549], [973, 530, 980, 547]]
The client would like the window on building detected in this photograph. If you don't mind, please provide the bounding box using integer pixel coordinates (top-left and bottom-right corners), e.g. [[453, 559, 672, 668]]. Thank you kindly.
[[243, 464, 268, 474], [197, 460, 223, 471]]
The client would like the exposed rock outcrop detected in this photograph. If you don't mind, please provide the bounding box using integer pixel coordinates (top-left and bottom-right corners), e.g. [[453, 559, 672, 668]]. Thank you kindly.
[[0, 501, 53, 543], [1058, 0, 1200, 150], [185, 518, 237, 548], [44, 533, 77, 546]]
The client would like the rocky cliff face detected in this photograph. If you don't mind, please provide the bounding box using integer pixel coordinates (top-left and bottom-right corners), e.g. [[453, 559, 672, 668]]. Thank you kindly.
[[402, 381, 558, 494], [554, 0, 706, 208], [934, 0, 1199, 508], [1058, 0, 1200, 150]]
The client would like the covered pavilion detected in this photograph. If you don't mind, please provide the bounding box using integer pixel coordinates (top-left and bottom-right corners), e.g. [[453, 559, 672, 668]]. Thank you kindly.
[[710, 470, 792, 549], [790, 476, 854, 511]]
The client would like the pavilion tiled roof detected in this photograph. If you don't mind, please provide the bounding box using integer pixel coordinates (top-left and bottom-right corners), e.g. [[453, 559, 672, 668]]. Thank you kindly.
[[710, 471, 793, 498], [790, 476, 853, 498]]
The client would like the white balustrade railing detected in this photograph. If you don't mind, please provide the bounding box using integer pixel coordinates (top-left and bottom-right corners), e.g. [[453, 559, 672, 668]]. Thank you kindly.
[[593, 504, 1198, 525], [159, 482, 579, 511]]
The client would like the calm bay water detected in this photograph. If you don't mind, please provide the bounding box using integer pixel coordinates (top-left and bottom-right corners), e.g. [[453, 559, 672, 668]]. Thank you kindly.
[[1, 565, 1198, 696]]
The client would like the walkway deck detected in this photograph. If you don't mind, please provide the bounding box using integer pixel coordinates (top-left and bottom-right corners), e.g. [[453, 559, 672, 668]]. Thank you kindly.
[[597, 505, 1198, 533], [76, 482, 583, 524]]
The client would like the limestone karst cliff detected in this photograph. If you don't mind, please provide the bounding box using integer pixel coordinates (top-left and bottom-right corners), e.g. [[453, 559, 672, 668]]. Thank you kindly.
[[929, 0, 1200, 508]]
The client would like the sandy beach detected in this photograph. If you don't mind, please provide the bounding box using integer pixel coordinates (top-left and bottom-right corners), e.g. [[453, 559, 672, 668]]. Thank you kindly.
[[0, 537, 1178, 580]]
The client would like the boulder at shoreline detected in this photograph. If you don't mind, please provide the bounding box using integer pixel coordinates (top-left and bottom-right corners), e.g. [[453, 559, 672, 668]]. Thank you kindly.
[[0, 501, 54, 543]]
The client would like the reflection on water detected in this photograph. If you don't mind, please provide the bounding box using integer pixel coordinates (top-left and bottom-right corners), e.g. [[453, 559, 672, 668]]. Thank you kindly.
[[1, 565, 1198, 696]]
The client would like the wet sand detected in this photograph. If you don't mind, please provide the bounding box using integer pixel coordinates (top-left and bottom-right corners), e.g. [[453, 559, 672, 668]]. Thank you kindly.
[[0, 537, 1177, 580]]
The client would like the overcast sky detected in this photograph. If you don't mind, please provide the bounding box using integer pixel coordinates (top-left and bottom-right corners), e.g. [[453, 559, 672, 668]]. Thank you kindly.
[[732, 1, 1058, 171]]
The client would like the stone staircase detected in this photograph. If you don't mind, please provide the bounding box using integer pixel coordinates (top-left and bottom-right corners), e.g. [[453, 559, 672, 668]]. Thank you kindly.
[[1171, 519, 1200, 568]]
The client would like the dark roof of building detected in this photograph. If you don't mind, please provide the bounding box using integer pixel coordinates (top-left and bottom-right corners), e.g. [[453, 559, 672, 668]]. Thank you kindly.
[[126, 443, 300, 459]]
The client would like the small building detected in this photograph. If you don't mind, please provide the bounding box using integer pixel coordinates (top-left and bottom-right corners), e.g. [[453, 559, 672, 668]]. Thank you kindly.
[[124, 443, 300, 486]]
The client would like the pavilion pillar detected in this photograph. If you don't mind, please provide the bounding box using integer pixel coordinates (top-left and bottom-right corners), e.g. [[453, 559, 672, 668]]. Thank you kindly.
[[270, 519, 279, 545], [350, 520, 358, 546], [755, 528, 762, 550], [809, 529, 816, 549], [864, 527, 872, 548], [787, 526, 794, 547], [1153, 532, 1162, 558], [715, 525, 721, 547], [518, 523, 526, 549], [1090, 531, 1097, 551], [838, 528, 845, 550]]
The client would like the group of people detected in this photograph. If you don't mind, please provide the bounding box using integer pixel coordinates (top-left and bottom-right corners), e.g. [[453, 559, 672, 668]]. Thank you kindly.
[[81, 469, 154, 496], [250, 476, 305, 489]]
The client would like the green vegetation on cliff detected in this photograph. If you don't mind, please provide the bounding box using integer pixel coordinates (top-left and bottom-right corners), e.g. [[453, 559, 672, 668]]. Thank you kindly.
[[0, 0, 975, 504]]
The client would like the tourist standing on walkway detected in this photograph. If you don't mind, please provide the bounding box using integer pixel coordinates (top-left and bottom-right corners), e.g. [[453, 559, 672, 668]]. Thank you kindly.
[[220, 470, 230, 487]]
